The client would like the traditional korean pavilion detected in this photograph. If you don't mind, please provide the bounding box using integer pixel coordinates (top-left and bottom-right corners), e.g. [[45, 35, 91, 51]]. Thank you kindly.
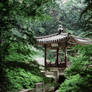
[[36, 31, 92, 68]]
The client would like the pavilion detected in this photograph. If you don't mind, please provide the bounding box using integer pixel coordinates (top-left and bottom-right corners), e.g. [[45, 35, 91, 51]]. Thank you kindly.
[[36, 32, 92, 68]]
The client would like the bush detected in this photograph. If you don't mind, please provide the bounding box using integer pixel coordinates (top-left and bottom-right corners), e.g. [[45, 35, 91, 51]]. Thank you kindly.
[[59, 74, 92, 92], [59, 45, 92, 92], [64, 55, 89, 77], [5, 67, 43, 91], [0, 42, 49, 92]]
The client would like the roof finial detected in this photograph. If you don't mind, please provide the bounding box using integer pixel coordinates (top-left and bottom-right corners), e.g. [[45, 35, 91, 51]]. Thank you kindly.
[[58, 25, 65, 34]]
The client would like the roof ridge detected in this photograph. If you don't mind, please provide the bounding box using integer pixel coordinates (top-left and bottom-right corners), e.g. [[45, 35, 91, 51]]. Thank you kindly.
[[35, 33, 68, 39]]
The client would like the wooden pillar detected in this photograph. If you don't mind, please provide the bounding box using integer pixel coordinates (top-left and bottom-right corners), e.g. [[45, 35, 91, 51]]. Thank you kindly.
[[44, 45, 47, 66], [56, 48, 59, 66], [64, 46, 67, 67], [64, 33, 70, 67]]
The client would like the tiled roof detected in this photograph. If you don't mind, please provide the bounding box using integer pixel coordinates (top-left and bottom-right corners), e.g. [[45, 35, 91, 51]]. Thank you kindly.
[[71, 36, 92, 45], [36, 33, 68, 44], [36, 33, 92, 45]]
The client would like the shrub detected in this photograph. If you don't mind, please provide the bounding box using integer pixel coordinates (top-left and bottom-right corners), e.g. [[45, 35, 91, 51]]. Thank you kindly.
[[59, 45, 92, 92], [59, 74, 92, 92], [0, 42, 49, 92]]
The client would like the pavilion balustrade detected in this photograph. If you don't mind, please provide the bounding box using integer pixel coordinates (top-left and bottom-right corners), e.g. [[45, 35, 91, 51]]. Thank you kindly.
[[44, 44, 68, 68]]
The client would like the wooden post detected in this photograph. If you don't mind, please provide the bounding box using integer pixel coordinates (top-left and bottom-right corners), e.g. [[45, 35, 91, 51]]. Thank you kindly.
[[64, 33, 70, 67], [56, 48, 59, 66], [64, 47, 67, 67], [44, 45, 47, 66]]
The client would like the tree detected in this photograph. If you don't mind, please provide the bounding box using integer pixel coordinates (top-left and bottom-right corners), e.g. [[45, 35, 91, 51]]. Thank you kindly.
[[0, 0, 54, 61], [59, 45, 92, 92], [0, 0, 56, 91]]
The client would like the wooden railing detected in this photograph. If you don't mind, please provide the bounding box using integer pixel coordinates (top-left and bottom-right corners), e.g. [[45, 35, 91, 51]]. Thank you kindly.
[[46, 62, 66, 68]]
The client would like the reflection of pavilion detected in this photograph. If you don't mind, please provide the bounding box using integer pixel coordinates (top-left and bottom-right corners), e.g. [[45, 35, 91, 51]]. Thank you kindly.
[[36, 32, 92, 68]]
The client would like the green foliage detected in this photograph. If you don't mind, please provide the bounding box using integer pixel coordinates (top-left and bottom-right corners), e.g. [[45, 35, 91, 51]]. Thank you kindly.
[[76, 45, 92, 58], [5, 42, 37, 62], [1, 61, 45, 92], [59, 0, 86, 35], [0, 0, 54, 61], [0, 0, 56, 91], [59, 45, 92, 92], [4, 67, 43, 91], [81, 0, 92, 20], [59, 74, 92, 92], [33, 0, 92, 37], [0, 0, 92, 92], [65, 55, 88, 77], [46, 50, 56, 62], [82, 32, 92, 38], [0, 42, 51, 92], [80, 0, 92, 33]]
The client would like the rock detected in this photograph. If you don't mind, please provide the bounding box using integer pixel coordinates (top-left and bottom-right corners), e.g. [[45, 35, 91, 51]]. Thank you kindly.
[[55, 90, 59, 92]]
